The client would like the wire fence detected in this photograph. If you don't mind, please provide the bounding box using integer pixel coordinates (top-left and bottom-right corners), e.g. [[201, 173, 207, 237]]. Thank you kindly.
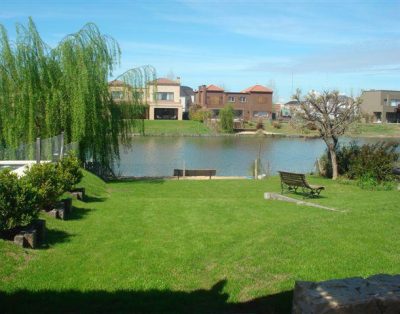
[[0, 133, 79, 163]]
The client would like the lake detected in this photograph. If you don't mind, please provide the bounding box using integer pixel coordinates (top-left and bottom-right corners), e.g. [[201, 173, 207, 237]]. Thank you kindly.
[[115, 136, 400, 177]]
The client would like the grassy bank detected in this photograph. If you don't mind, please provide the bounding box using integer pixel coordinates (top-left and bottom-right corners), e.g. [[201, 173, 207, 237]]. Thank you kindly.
[[139, 120, 400, 138], [143, 120, 212, 135], [1, 171, 400, 313]]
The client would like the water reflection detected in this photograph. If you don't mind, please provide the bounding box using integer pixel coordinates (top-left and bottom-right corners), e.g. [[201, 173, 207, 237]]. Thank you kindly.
[[115, 136, 400, 177]]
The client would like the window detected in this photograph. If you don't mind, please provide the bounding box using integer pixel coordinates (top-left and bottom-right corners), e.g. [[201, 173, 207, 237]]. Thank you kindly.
[[111, 91, 124, 100], [156, 92, 174, 101], [384, 98, 400, 107], [253, 111, 268, 118], [239, 96, 247, 103], [234, 110, 243, 118], [228, 96, 235, 102]]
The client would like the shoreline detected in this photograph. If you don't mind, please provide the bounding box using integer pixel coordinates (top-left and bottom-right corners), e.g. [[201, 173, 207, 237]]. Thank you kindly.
[[130, 132, 400, 139]]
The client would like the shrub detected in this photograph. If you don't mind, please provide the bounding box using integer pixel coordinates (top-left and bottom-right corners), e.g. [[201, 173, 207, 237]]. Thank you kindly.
[[219, 104, 234, 133], [272, 121, 282, 129], [349, 142, 398, 183], [189, 104, 211, 122], [24, 163, 64, 211], [0, 169, 39, 232], [57, 152, 83, 191], [318, 141, 399, 188]]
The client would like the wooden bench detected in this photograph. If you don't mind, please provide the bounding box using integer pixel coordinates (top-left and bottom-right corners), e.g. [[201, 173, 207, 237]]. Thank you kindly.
[[278, 171, 324, 197], [173, 169, 216, 179]]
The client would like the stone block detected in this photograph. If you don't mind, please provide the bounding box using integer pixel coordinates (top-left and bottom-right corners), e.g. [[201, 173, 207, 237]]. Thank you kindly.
[[48, 209, 59, 219], [57, 208, 66, 220], [21, 229, 37, 249], [70, 187, 85, 201], [292, 274, 400, 314], [14, 234, 25, 247], [61, 197, 72, 213]]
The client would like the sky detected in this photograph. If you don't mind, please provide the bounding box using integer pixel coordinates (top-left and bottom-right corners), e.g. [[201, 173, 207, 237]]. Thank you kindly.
[[1, 0, 400, 102]]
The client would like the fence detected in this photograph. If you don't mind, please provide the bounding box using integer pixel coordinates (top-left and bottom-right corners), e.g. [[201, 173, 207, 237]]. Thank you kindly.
[[0, 133, 79, 163]]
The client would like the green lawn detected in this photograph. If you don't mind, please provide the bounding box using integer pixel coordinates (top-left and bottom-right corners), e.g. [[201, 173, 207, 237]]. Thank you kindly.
[[143, 120, 212, 135], [1, 171, 400, 313]]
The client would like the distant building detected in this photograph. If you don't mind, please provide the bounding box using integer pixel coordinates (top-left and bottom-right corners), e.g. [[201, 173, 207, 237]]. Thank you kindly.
[[360, 90, 400, 123], [148, 78, 183, 120], [194, 84, 273, 120], [108, 77, 184, 120], [280, 100, 300, 118]]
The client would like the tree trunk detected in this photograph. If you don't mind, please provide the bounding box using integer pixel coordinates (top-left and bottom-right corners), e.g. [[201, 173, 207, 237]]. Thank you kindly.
[[329, 146, 338, 180]]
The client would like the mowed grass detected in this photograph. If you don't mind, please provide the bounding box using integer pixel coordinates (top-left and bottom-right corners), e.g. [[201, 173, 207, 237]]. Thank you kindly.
[[1, 171, 400, 313], [143, 120, 212, 135]]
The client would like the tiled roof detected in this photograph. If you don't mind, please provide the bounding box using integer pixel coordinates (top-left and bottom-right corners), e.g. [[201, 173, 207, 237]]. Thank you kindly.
[[206, 84, 224, 91], [241, 85, 273, 93]]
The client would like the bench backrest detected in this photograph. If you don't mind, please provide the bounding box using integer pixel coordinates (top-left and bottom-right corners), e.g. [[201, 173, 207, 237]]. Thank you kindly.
[[174, 169, 216, 177], [278, 171, 309, 188]]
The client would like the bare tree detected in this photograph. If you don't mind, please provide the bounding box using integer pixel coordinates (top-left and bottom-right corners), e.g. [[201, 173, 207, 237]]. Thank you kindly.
[[292, 90, 361, 180]]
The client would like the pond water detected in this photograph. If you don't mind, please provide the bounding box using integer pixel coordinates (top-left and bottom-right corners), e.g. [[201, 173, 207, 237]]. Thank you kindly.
[[115, 136, 400, 177]]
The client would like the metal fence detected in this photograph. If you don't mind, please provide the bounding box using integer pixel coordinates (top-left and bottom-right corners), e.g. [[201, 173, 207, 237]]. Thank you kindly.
[[0, 133, 79, 163]]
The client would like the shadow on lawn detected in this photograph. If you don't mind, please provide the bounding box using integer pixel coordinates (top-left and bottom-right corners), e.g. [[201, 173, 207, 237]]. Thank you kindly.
[[67, 206, 93, 220], [38, 229, 74, 249], [0, 280, 293, 313]]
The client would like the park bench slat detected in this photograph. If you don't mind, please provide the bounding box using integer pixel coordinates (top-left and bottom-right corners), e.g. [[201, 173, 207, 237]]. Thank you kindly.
[[278, 171, 324, 198]]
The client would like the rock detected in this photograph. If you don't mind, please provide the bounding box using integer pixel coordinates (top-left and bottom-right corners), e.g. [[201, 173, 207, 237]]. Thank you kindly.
[[21, 229, 37, 249], [57, 208, 66, 220], [48, 209, 59, 219], [70, 187, 85, 201], [292, 274, 400, 313], [61, 197, 72, 213], [13, 234, 25, 247]]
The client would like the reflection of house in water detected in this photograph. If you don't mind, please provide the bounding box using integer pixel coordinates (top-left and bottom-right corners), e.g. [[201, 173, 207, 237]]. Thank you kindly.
[[194, 84, 273, 121], [360, 90, 400, 123]]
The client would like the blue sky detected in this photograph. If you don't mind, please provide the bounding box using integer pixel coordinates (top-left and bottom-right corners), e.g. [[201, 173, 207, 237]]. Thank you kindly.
[[2, 0, 400, 102]]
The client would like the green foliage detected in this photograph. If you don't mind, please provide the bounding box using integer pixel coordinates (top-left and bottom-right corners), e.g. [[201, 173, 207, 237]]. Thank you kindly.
[[189, 104, 211, 122], [219, 104, 234, 133], [57, 153, 83, 191], [24, 163, 64, 211], [319, 141, 399, 188], [0, 169, 39, 232], [0, 18, 156, 170]]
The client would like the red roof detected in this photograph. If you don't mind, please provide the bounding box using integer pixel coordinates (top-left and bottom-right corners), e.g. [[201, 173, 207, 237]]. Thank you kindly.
[[206, 84, 224, 91], [241, 85, 273, 93]]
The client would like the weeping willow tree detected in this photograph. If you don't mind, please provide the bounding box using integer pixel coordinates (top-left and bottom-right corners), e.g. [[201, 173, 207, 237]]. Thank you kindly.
[[0, 18, 156, 170]]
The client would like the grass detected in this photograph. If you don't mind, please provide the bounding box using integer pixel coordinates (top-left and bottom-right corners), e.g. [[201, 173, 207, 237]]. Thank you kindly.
[[346, 123, 400, 137], [143, 120, 212, 135], [1, 171, 400, 313]]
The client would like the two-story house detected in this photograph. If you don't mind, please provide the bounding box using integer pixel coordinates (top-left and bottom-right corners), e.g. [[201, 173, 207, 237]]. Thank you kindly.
[[108, 77, 184, 120], [147, 78, 183, 120], [360, 90, 400, 123], [194, 84, 273, 120]]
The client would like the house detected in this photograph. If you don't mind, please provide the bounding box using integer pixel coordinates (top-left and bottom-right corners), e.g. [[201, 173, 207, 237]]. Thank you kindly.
[[280, 100, 301, 118], [194, 84, 273, 120], [108, 77, 184, 120], [360, 90, 400, 123]]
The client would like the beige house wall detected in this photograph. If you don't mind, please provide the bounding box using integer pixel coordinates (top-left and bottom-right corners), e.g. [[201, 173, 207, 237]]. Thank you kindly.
[[148, 83, 183, 120]]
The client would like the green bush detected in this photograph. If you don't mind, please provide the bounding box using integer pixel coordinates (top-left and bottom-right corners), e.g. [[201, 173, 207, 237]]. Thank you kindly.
[[219, 104, 234, 133], [57, 152, 83, 191], [319, 141, 399, 188], [0, 169, 39, 232], [189, 104, 211, 122], [24, 163, 64, 211]]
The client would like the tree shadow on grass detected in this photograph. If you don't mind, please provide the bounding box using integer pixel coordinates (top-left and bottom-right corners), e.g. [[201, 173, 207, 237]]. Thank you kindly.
[[66, 206, 93, 220], [0, 280, 293, 314], [38, 229, 74, 250], [84, 195, 107, 203]]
